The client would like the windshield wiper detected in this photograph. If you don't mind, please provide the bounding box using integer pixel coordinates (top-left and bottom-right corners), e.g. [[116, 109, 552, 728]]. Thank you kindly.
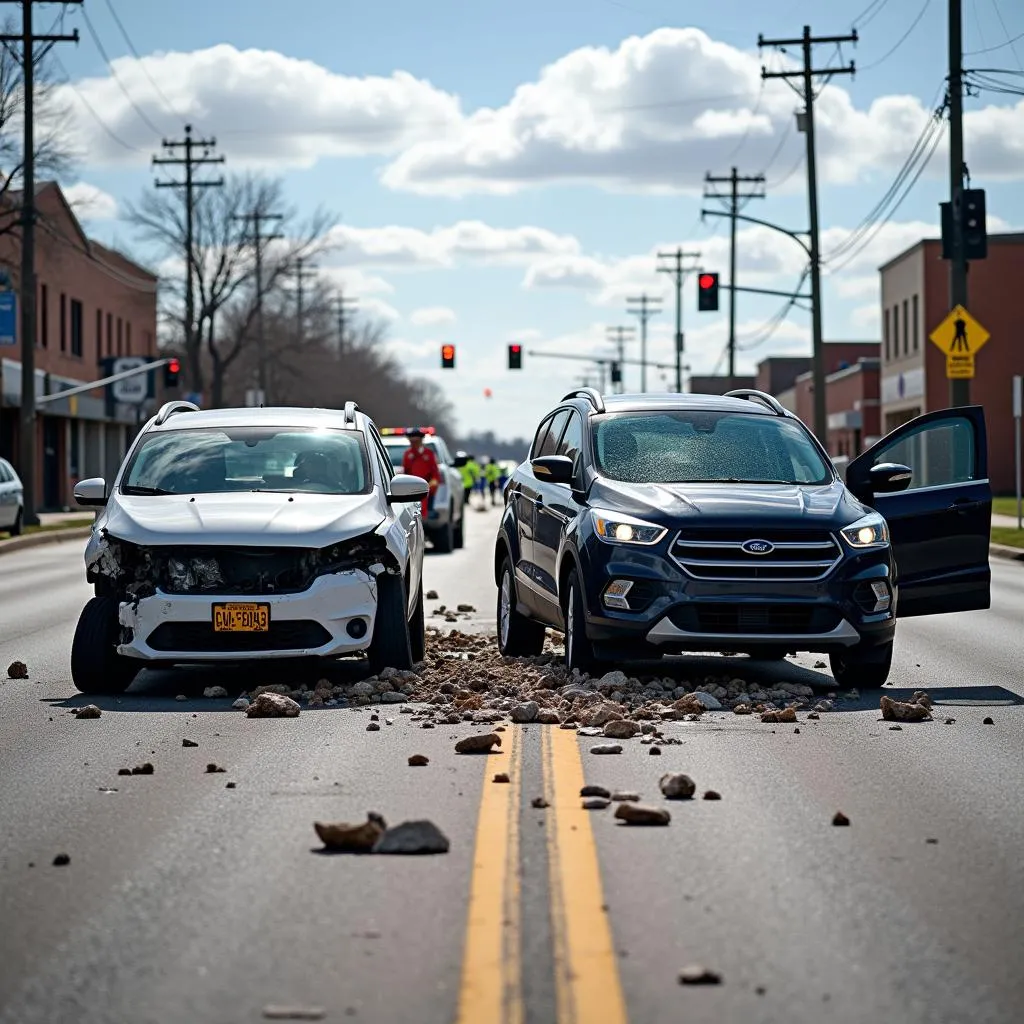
[[121, 485, 175, 495]]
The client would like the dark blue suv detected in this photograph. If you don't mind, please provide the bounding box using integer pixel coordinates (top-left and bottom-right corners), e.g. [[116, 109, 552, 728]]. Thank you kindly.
[[494, 388, 992, 687]]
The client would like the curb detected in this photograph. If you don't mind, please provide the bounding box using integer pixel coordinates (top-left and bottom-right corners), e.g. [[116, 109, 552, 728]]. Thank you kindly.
[[990, 542, 1024, 563], [0, 526, 92, 557]]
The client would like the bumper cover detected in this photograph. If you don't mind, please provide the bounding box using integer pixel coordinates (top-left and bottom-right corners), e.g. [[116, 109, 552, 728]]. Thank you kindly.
[[117, 569, 379, 661]]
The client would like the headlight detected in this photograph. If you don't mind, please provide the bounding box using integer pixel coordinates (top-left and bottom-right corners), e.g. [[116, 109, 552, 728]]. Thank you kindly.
[[840, 513, 889, 548], [591, 509, 667, 546]]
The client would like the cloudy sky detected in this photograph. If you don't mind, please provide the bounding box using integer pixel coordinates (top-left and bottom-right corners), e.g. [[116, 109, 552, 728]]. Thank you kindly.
[[54, 0, 1024, 439]]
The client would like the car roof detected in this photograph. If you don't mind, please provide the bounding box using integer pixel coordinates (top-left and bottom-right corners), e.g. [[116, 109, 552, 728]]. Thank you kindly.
[[147, 406, 365, 432], [578, 393, 776, 416]]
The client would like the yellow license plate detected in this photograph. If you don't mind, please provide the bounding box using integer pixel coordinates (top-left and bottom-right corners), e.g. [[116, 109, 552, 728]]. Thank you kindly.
[[212, 603, 270, 632]]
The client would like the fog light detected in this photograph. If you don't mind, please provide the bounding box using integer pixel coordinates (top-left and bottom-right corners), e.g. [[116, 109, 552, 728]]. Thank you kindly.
[[603, 579, 634, 610], [870, 581, 891, 612], [347, 618, 368, 639]]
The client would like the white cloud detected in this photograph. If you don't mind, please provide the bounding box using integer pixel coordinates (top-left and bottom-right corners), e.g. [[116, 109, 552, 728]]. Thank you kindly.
[[380, 27, 1024, 196], [328, 220, 580, 269], [410, 306, 457, 326], [65, 182, 118, 220], [59, 45, 461, 168], [317, 266, 394, 297]]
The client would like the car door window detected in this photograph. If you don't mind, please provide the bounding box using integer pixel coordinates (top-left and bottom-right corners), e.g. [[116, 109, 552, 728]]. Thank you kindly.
[[0, 462, 9, 483], [537, 412, 570, 458], [531, 416, 556, 459], [368, 430, 395, 482], [871, 415, 976, 490], [555, 412, 584, 472]]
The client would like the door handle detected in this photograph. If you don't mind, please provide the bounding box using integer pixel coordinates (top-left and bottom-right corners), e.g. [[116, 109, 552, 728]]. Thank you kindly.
[[949, 497, 982, 513]]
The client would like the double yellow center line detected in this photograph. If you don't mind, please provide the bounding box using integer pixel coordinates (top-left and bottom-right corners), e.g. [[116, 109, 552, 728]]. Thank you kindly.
[[455, 727, 628, 1024]]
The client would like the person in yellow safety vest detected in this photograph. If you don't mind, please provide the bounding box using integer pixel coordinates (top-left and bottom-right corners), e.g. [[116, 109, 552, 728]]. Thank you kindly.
[[465, 455, 483, 507], [484, 457, 501, 506], [458, 453, 476, 507]]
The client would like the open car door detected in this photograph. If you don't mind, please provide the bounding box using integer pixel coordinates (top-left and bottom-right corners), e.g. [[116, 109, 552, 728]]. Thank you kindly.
[[845, 405, 991, 618]]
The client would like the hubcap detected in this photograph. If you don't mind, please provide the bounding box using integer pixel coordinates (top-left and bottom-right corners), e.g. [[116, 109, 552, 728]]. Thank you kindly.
[[499, 571, 512, 647]]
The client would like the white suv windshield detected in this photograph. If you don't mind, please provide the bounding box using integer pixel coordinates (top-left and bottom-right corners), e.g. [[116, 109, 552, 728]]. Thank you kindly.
[[592, 410, 833, 485], [121, 426, 371, 495]]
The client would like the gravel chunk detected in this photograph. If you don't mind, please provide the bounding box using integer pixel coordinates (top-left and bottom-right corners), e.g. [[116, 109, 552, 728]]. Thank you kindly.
[[589, 744, 623, 755], [455, 733, 502, 753], [246, 693, 301, 718], [408, 754, 429, 766], [7, 661, 29, 679], [74, 705, 102, 719], [203, 686, 229, 698], [314, 813, 387, 852], [659, 773, 696, 800], [614, 803, 670, 826], [832, 811, 850, 826], [678, 965, 721, 985], [373, 820, 450, 854]]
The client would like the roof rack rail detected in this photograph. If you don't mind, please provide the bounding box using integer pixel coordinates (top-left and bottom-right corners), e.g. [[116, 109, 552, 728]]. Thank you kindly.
[[154, 400, 200, 426], [724, 389, 788, 416], [343, 400, 359, 425], [560, 387, 605, 413]]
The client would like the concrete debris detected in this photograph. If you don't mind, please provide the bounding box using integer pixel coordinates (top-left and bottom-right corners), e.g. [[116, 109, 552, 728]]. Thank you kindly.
[[614, 803, 670, 826], [226, 782, 237, 789], [538, 708, 561, 724], [74, 705, 102, 719], [130, 762, 154, 775], [408, 754, 429, 766], [455, 733, 502, 753], [813, 700, 834, 712], [456, 604, 476, 613], [659, 773, 696, 800], [7, 661, 28, 679], [203, 686, 229, 698], [246, 693, 301, 718], [261, 1006, 326, 1020], [52, 853, 70, 866], [612, 792, 640, 802], [832, 811, 850, 826], [206, 763, 226, 773], [583, 797, 610, 810], [590, 744, 623, 755], [691, 691, 722, 710], [880, 695, 932, 722], [732, 704, 752, 715], [232, 697, 250, 710], [493, 773, 510, 783], [649, 746, 662, 755], [807, 711, 820, 720], [314, 813, 387, 852], [373, 820, 450, 855], [182, 738, 199, 747], [426, 590, 439, 600], [703, 790, 722, 800], [510, 701, 539, 723], [944, 718, 956, 725], [603, 719, 641, 739], [983, 717, 994, 725], [889, 725, 902, 731], [761, 707, 797, 723], [678, 965, 722, 985], [578, 726, 604, 737], [532, 797, 550, 808], [366, 722, 381, 732], [581, 785, 612, 799]]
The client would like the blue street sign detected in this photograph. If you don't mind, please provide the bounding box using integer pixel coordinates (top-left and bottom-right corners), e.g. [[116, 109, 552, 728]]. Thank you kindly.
[[0, 291, 16, 346], [184, 391, 202, 406]]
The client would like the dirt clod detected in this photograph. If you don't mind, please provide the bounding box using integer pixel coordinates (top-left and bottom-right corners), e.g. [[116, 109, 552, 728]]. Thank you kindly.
[[131, 762, 155, 775], [182, 738, 199, 747], [246, 692, 301, 718], [6, 661, 28, 679], [880, 695, 932, 722], [531, 797, 549, 809], [590, 743, 623, 755], [455, 733, 502, 754], [703, 790, 722, 800], [314, 813, 387, 852], [679, 965, 721, 985], [493, 773, 510, 783], [659, 773, 696, 800], [52, 853, 70, 866], [583, 797, 611, 809], [614, 803, 670, 826], [206, 763, 226, 773], [581, 785, 612, 799], [832, 811, 850, 826], [408, 754, 429, 766], [74, 705, 102, 719], [261, 1006, 326, 1020], [761, 707, 797, 723], [983, 717, 994, 725]]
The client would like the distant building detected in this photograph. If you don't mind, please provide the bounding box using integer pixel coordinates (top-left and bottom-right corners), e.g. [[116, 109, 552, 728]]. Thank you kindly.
[[0, 182, 159, 509], [879, 232, 1024, 493], [688, 374, 755, 396], [757, 342, 879, 419]]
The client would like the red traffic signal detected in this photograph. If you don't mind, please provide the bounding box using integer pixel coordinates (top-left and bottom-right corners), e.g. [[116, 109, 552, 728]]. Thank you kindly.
[[163, 357, 181, 388], [441, 344, 456, 369], [697, 272, 720, 312], [508, 343, 523, 370]]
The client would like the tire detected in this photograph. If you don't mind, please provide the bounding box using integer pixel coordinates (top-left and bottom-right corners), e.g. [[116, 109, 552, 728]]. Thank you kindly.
[[409, 578, 425, 663], [433, 517, 454, 554], [564, 568, 599, 674], [829, 638, 893, 688], [453, 512, 464, 550], [9, 508, 22, 537], [368, 573, 413, 674], [70, 596, 140, 695], [496, 557, 546, 657]]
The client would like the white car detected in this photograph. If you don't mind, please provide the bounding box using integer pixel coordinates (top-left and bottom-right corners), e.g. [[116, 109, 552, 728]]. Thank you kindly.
[[70, 401, 429, 695], [0, 457, 24, 535]]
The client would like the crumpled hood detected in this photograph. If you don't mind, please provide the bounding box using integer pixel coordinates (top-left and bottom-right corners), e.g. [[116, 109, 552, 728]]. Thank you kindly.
[[587, 477, 867, 530], [101, 491, 386, 548]]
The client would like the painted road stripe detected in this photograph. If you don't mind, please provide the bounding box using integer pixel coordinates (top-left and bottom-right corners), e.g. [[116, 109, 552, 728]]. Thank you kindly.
[[543, 727, 629, 1024], [455, 726, 523, 1024]]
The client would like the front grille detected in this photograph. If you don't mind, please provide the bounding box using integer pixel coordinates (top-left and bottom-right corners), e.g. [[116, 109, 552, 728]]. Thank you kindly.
[[670, 528, 841, 581], [670, 604, 841, 635], [147, 620, 332, 653]]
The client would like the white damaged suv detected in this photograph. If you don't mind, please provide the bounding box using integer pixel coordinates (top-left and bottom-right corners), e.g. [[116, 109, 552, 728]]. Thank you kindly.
[[70, 401, 429, 694]]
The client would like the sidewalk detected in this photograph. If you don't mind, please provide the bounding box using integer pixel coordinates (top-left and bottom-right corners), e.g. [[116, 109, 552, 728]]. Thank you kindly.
[[993, 512, 1023, 529]]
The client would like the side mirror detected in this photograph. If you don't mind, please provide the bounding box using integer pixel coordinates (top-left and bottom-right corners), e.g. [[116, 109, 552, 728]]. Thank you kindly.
[[453, 455, 468, 468], [74, 477, 108, 507], [531, 455, 574, 485], [868, 462, 912, 494], [387, 473, 430, 503]]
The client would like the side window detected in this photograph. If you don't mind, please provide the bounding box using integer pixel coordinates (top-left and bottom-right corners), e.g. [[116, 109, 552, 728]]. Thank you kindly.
[[555, 412, 584, 470], [0, 462, 9, 483], [872, 416, 976, 490], [368, 430, 394, 482], [537, 411, 570, 458], [531, 416, 555, 459], [434, 440, 451, 464]]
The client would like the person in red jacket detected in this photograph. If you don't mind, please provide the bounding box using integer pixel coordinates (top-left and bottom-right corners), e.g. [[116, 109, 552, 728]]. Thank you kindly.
[[401, 429, 441, 518]]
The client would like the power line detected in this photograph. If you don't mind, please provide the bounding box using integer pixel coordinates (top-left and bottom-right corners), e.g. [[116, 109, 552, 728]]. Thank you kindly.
[[625, 294, 662, 392], [989, 0, 1023, 70], [853, 0, 890, 29], [860, 0, 932, 71], [51, 53, 145, 153]]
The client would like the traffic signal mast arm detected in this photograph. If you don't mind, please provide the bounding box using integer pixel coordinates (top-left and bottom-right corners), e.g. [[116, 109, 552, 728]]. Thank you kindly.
[[35, 358, 174, 406]]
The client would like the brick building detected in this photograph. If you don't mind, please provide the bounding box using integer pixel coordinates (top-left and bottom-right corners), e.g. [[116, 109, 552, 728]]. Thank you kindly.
[[688, 374, 755, 396], [879, 232, 1024, 494], [0, 182, 159, 509]]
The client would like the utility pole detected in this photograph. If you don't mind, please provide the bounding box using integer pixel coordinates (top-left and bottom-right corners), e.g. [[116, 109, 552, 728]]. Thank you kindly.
[[759, 26, 856, 443], [703, 168, 765, 378], [153, 124, 225, 396], [232, 210, 283, 400], [626, 294, 663, 392], [336, 290, 358, 354], [948, 0, 968, 407], [0, 1, 81, 526], [605, 325, 636, 393], [290, 258, 317, 347], [657, 247, 701, 392]]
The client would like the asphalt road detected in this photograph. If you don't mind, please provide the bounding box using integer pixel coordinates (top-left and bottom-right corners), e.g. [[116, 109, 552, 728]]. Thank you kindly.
[[1, 502, 1023, 1024]]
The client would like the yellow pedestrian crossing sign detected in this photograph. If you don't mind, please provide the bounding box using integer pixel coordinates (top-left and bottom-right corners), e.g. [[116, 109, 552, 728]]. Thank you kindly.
[[929, 305, 989, 380]]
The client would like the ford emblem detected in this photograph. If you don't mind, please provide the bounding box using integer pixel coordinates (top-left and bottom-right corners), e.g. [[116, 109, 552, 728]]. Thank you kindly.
[[741, 539, 774, 555]]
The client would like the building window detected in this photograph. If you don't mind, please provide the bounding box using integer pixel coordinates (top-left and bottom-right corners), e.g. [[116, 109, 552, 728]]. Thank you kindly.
[[892, 304, 899, 356], [116, 317, 123, 356], [912, 294, 919, 352], [70, 299, 83, 357], [39, 283, 48, 348], [884, 308, 890, 361], [106, 312, 113, 355], [125, 321, 131, 355], [902, 299, 909, 356], [59, 292, 67, 352]]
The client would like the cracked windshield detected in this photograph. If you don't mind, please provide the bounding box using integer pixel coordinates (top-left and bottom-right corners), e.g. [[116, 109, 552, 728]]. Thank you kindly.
[[1, 1, 1021, 1023]]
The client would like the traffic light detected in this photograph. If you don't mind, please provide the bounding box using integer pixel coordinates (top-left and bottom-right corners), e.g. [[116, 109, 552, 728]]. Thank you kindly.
[[610, 361, 622, 385], [697, 272, 719, 312], [441, 344, 456, 369], [508, 343, 522, 370], [163, 357, 180, 388], [962, 189, 987, 260]]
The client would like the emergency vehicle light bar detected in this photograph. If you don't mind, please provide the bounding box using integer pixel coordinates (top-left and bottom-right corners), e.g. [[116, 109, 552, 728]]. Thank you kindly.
[[379, 426, 437, 436]]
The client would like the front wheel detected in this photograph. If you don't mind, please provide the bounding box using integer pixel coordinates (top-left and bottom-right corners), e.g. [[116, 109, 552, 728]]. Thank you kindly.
[[409, 578, 425, 663], [564, 569, 599, 674], [497, 557, 545, 656], [9, 508, 23, 536], [70, 596, 140, 694], [432, 517, 454, 554], [368, 573, 413, 674], [829, 638, 893, 688]]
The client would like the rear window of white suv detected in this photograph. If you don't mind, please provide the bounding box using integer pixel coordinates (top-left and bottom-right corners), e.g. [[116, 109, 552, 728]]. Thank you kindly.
[[121, 427, 371, 496]]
